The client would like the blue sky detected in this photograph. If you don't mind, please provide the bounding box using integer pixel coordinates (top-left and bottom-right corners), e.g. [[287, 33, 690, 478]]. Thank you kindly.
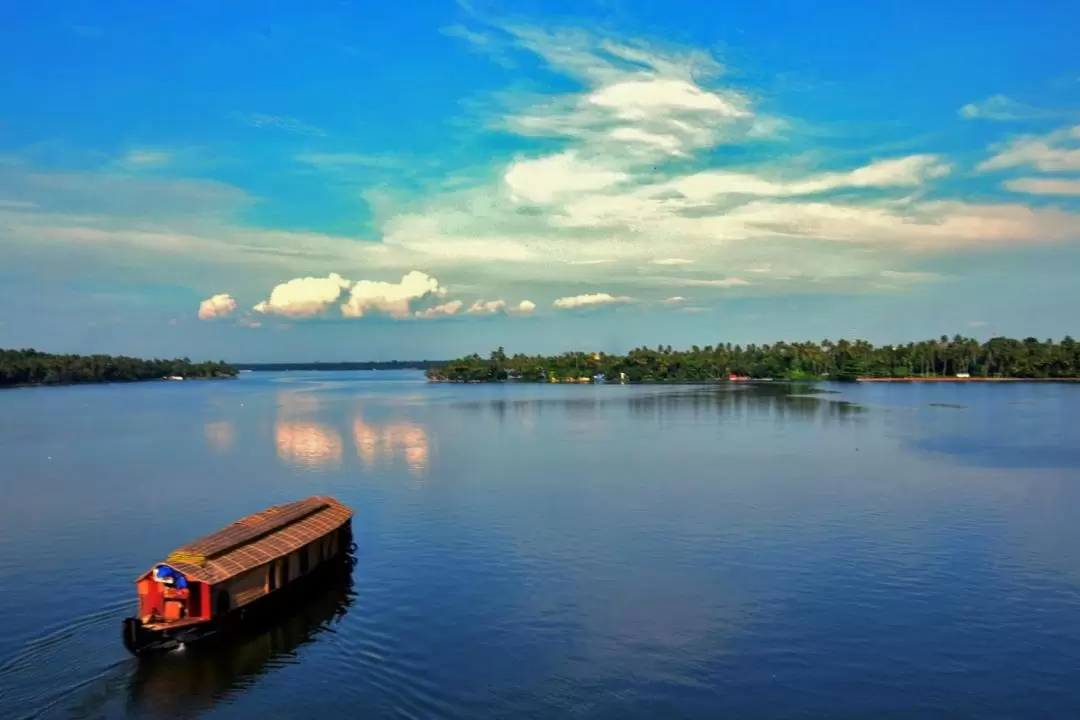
[[1, 0, 1078, 361]]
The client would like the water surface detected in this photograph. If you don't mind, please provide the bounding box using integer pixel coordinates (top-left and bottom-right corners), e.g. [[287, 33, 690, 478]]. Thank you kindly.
[[2, 372, 1080, 719]]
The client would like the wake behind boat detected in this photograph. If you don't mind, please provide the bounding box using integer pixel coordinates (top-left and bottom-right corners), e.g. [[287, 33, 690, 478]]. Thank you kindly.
[[122, 496, 354, 657]]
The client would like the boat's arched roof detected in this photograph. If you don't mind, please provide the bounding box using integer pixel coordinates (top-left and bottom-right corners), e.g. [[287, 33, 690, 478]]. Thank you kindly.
[[150, 496, 352, 585]]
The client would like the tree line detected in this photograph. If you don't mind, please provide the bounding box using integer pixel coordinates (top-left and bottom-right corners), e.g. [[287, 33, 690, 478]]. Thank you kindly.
[[0, 349, 238, 388], [426, 335, 1080, 383]]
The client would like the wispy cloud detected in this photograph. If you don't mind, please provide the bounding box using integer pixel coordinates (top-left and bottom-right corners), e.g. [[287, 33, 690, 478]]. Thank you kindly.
[[650, 277, 750, 288], [978, 124, 1080, 172], [119, 149, 172, 167], [879, 270, 941, 282], [295, 153, 408, 169], [651, 258, 695, 266], [958, 95, 1052, 121], [1003, 177, 1080, 195], [231, 112, 327, 137], [442, 24, 518, 68]]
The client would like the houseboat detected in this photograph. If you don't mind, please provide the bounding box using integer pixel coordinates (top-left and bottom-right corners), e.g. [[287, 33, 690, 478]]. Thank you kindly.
[[122, 495, 354, 657]]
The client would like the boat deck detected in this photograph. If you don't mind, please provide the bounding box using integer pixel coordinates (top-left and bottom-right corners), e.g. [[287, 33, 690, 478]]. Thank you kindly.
[[143, 617, 207, 632]]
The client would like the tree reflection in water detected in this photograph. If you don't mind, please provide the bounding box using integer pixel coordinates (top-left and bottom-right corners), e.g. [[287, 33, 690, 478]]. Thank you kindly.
[[450, 383, 866, 426]]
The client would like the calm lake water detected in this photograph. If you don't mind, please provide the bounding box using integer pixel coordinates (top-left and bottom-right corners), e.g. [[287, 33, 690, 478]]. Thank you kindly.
[[3, 371, 1080, 719]]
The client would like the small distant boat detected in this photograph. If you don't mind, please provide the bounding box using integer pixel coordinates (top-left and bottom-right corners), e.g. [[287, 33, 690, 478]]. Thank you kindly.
[[122, 496, 354, 657], [164, 375, 184, 381]]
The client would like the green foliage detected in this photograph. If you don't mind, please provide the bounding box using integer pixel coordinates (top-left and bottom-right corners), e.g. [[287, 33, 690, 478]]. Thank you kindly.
[[0, 349, 238, 388], [426, 335, 1080, 383]]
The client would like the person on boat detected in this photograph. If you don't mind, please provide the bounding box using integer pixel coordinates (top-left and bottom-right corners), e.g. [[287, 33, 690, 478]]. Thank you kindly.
[[153, 565, 188, 589]]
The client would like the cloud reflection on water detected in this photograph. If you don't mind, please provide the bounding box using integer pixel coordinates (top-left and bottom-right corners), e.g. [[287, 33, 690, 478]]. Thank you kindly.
[[203, 420, 235, 453], [353, 406, 430, 475], [274, 391, 343, 469]]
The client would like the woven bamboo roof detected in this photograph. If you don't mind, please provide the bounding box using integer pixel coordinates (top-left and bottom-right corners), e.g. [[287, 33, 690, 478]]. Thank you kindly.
[[156, 496, 352, 585]]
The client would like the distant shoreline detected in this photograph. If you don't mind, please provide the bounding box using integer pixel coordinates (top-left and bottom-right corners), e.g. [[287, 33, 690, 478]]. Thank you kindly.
[[427, 376, 1080, 385], [1, 376, 235, 391], [1, 349, 238, 389], [233, 361, 444, 372], [855, 377, 1080, 383]]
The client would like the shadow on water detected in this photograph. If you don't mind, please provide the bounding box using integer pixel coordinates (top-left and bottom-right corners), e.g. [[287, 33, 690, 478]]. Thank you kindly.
[[120, 562, 356, 718]]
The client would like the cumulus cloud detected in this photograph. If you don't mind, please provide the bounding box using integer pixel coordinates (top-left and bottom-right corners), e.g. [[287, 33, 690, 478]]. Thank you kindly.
[[553, 292, 633, 309], [197, 293, 237, 320], [663, 296, 689, 304], [978, 124, 1080, 172], [467, 298, 507, 314], [253, 273, 351, 318], [415, 299, 464, 319], [515, 299, 536, 313], [251, 271, 443, 319], [341, 271, 443, 318]]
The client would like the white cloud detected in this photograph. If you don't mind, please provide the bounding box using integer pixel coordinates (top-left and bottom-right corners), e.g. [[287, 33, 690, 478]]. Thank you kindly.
[[553, 292, 633, 308], [415, 299, 464, 319], [609, 127, 683, 154], [504, 151, 628, 203], [515, 299, 536, 313], [5, 19, 1080, 310], [653, 276, 750, 288], [1003, 177, 1080, 195], [341, 271, 443, 318], [664, 154, 950, 201], [467, 298, 507, 314], [663, 296, 689, 304], [489, 26, 770, 160], [197, 293, 237, 320], [253, 273, 350, 318], [978, 124, 1080, 172], [958, 95, 1050, 121], [251, 271, 444, 319]]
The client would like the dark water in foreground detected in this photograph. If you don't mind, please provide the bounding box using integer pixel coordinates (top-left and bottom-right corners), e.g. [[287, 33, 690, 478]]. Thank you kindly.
[[2, 372, 1080, 719]]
